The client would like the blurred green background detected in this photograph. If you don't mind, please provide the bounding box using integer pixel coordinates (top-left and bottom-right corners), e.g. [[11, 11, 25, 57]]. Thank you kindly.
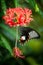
[[0, 0, 43, 65]]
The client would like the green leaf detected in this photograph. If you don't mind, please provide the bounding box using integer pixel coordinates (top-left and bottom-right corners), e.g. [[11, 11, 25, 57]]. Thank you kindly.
[[0, 24, 20, 41], [1, 34, 13, 56], [1, 0, 7, 14], [13, 0, 19, 7], [0, 46, 11, 64], [26, 57, 40, 65]]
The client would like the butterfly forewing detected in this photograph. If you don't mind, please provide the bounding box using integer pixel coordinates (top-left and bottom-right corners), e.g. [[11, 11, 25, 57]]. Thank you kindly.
[[29, 30, 40, 39]]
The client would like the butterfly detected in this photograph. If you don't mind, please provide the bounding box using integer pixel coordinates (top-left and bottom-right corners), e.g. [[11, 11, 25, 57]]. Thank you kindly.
[[19, 27, 40, 44]]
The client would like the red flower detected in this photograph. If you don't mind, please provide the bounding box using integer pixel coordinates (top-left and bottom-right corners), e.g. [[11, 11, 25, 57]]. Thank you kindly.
[[3, 8, 33, 27], [13, 47, 25, 58]]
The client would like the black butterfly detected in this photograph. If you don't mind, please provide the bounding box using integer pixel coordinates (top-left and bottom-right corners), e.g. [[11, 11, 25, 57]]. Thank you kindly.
[[19, 27, 40, 44]]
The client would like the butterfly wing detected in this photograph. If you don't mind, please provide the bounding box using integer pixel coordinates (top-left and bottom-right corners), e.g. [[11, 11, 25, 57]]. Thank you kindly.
[[19, 26, 29, 43], [29, 30, 40, 39], [19, 26, 40, 43]]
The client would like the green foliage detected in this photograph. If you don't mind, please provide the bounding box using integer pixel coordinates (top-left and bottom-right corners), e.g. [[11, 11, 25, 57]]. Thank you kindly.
[[0, 0, 43, 65]]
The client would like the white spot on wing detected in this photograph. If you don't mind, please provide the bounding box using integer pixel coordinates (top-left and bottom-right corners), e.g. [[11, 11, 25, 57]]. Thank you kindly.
[[29, 31, 38, 39], [21, 36, 26, 40]]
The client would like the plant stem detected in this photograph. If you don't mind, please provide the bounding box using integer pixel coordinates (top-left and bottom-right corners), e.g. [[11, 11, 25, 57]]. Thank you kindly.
[[15, 26, 18, 47]]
